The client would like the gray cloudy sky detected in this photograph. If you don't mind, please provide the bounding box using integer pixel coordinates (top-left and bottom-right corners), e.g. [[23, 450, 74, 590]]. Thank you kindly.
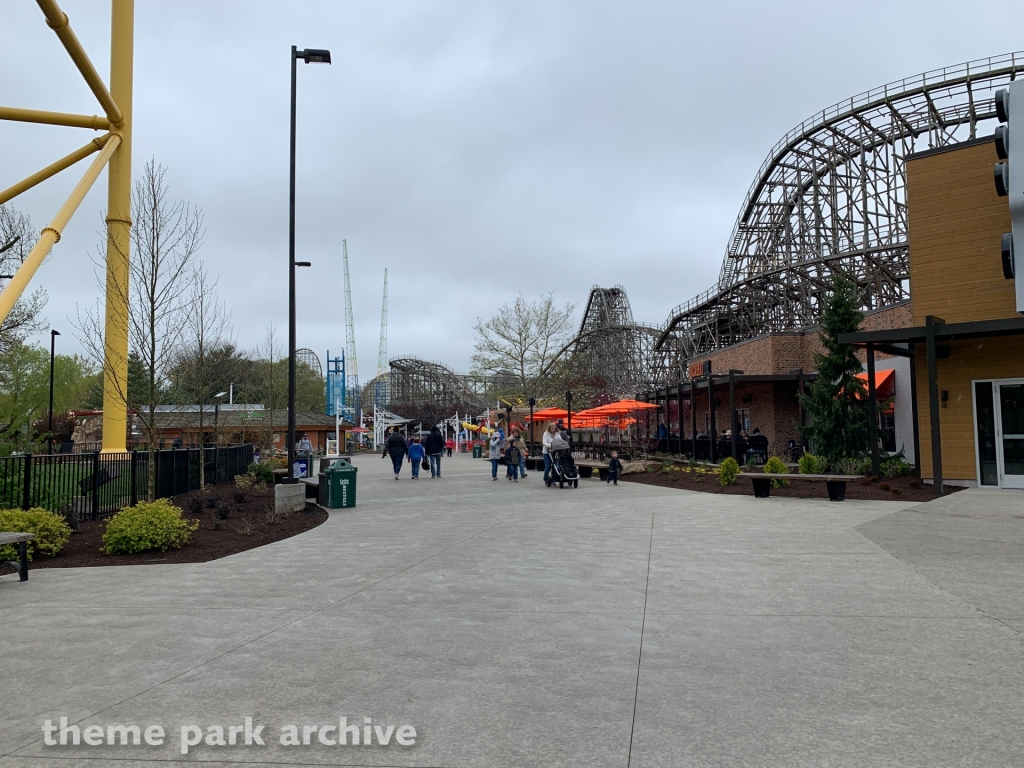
[[3, 1, 1023, 376]]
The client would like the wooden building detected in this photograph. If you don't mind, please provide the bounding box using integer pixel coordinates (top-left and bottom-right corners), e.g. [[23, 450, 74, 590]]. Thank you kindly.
[[843, 137, 1024, 491]]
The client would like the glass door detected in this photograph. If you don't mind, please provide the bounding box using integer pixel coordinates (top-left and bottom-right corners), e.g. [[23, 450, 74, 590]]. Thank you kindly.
[[996, 381, 1024, 489]]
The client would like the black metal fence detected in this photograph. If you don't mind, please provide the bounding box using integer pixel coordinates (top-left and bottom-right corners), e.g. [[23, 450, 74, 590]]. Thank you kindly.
[[0, 444, 254, 522]]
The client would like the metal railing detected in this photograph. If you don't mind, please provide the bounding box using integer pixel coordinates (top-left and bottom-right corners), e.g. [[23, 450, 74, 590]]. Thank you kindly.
[[0, 444, 254, 522]]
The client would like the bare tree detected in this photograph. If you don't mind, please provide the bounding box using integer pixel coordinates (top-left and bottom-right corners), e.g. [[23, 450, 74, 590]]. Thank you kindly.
[[0, 204, 48, 352], [174, 264, 233, 487], [75, 159, 203, 499], [471, 292, 576, 402], [252, 324, 285, 453]]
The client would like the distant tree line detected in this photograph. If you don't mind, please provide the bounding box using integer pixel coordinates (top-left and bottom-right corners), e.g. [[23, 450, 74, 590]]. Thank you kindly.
[[0, 161, 324, 479]]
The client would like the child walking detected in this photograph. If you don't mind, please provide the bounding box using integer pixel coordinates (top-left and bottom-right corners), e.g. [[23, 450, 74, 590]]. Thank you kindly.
[[505, 440, 522, 482], [606, 450, 623, 486], [407, 437, 425, 479]]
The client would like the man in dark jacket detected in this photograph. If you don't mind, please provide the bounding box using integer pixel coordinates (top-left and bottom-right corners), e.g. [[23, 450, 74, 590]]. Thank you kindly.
[[424, 425, 445, 478], [382, 428, 408, 480]]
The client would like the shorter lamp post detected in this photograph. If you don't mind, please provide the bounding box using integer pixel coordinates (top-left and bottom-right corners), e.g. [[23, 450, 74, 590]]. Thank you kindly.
[[213, 391, 228, 485], [565, 390, 573, 443], [528, 397, 536, 453], [213, 391, 228, 444], [47, 329, 60, 454]]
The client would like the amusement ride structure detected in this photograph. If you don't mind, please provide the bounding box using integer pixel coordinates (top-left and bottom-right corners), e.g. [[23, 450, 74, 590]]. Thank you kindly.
[[656, 53, 1023, 363], [3, 14, 1021, 440]]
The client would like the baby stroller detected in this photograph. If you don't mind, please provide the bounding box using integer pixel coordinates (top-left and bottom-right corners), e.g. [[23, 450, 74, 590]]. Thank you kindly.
[[546, 436, 579, 488]]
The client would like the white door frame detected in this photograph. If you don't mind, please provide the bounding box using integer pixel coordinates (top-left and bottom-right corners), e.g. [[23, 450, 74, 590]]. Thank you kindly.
[[995, 378, 1024, 489]]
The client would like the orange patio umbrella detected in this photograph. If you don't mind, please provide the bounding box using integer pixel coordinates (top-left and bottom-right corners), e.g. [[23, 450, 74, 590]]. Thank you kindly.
[[525, 407, 571, 421], [576, 399, 659, 417]]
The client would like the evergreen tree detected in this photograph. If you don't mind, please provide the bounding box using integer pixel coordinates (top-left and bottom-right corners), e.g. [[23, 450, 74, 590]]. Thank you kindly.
[[798, 276, 870, 463]]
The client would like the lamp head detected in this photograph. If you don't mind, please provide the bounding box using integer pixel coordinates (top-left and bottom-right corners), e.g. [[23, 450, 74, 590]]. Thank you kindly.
[[298, 48, 332, 64]]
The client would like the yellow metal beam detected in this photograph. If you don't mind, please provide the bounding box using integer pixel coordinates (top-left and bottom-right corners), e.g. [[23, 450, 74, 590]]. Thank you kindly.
[[0, 133, 112, 206], [101, 0, 134, 453], [0, 133, 121, 325], [35, 0, 124, 127], [0, 105, 110, 130]]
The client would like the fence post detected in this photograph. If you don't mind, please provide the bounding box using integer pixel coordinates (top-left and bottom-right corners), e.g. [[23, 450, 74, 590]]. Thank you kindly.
[[214, 445, 220, 485], [91, 451, 100, 519], [21, 454, 32, 510], [130, 450, 138, 506]]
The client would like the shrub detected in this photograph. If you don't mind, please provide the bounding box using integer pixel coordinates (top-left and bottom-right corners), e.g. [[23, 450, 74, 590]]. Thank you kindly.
[[832, 457, 861, 475], [247, 462, 274, 484], [881, 457, 913, 478], [798, 452, 826, 474], [101, 499, 198, 555], [235, 472, 260, 491], [0, 508, 73, 561], [856, 458, 872, 475], [763, 456, 790, 488], [719, 457, 740, 486]]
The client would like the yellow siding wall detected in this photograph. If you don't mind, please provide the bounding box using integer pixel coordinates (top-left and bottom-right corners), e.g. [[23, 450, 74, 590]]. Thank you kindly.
[[906, 140, 1017, 325], [907, 140, 1023, 482], [916, 336, 1024, 481]]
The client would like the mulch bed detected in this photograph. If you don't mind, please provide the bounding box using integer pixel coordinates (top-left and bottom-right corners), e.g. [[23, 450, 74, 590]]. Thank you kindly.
[[26, 482, 328, 569], [619, 466, 961, 502]]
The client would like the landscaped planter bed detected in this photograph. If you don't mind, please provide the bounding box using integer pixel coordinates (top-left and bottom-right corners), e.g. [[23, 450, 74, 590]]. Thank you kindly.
[[26, 482, 327, 569], [619, 466, 961, 502]]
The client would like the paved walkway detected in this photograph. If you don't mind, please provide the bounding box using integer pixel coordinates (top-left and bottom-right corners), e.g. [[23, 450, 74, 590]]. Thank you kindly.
[[2, 452, 1022, 767]]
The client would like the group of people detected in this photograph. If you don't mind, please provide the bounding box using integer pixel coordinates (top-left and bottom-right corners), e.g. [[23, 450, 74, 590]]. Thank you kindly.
[[487, 427, 529, 481], [381, 425, 447, 480]]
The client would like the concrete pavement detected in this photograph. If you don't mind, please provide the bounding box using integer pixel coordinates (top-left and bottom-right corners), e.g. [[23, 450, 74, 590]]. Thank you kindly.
[[1, 452, 1022, 767]]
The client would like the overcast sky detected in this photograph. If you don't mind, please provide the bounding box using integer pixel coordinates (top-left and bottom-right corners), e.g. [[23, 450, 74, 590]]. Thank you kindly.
[[3, 1, 1023, 378]]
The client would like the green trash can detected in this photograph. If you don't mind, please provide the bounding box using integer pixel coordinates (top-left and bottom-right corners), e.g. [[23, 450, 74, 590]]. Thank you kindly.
[[325, 459, 357, 509], [472, 443, 483, 459]]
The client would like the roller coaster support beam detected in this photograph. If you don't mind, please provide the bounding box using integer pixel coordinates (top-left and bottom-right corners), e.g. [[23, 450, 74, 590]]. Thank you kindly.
[[101, 0, 134, 453], [0, 133, 121, 324], [0, 133, 113, 206], [36, 0, 125, 127], [0, 106, 111, 131]]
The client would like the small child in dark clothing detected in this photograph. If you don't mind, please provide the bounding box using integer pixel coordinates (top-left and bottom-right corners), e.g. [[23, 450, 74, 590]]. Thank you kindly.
[[607, 451, 623, 485], [505, 442, 521, 482]]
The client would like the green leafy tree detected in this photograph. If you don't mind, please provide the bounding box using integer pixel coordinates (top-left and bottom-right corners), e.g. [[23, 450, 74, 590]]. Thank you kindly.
[[798, 276, 869, 464]]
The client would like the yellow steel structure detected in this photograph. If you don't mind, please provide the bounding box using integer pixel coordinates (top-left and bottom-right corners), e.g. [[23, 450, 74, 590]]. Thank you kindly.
[[0, 0, 134, 452]]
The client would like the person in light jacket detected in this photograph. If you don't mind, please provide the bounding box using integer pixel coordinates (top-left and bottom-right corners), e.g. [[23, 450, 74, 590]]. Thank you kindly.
[[488, 433, 502, 480], [542, 423, 558, 486]]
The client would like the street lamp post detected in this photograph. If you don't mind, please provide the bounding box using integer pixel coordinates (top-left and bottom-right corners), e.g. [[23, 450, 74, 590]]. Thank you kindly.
[[47, 329, 60, 454], [212, 390, 227, 485], [287, 45, 331, 483], [565, 390, 573, 444]]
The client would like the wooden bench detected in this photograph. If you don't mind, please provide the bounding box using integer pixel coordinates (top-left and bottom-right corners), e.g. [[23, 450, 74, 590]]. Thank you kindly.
[[575, 460, 609, 481], [0, 532, 37, 582], [739, 473, 864, 502]]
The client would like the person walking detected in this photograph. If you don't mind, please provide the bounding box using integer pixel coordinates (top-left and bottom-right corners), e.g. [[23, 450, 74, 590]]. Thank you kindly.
[[445, 438, 454, 457], [542, 423, 557, 486], [505, 439, 522, 482], [424, 425, 445, 478], [382, 427, 408, 480], [488, 432, 502, 481], [407, 437, 425, 479], [510, 428, 528, 478], [606, 450, 623, 486]]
